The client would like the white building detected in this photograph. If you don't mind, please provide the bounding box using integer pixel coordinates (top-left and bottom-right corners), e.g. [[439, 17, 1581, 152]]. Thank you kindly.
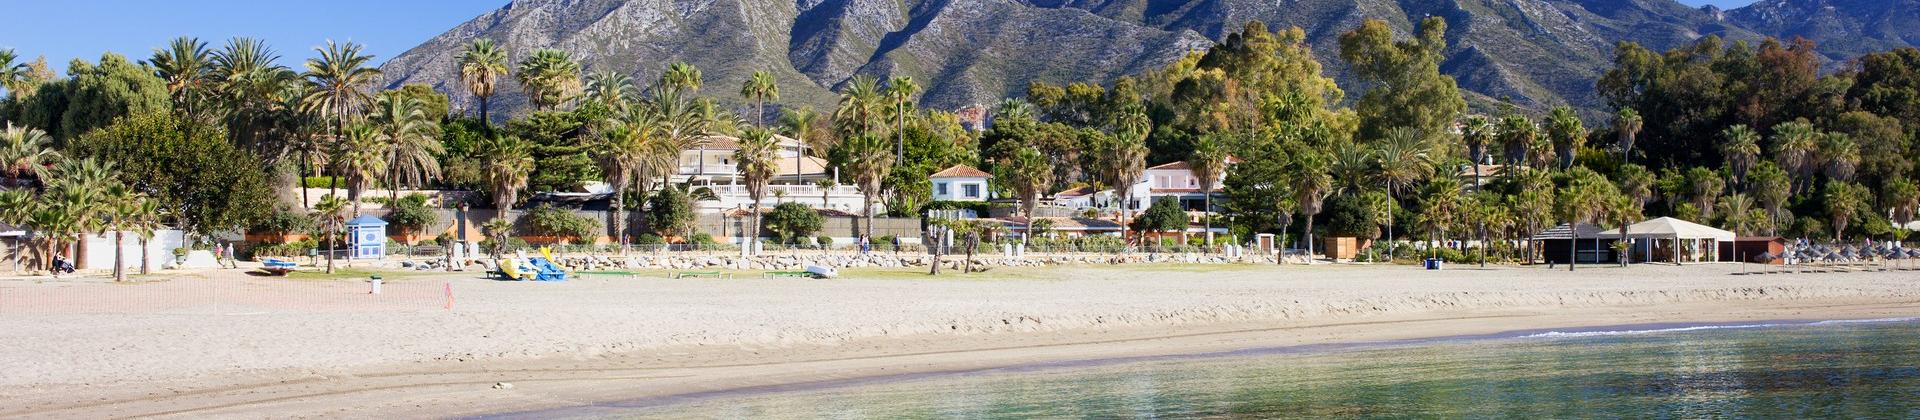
[[674, 134, 869, 214], [930, 165, 992, 202]]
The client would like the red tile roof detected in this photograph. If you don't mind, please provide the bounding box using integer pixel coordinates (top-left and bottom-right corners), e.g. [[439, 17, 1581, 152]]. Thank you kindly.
[[1145, 156, 1242, 171], [931, 165, 991, 178]]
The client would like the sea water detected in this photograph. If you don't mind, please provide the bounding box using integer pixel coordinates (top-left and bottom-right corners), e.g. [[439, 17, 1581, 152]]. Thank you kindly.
[[507, 319, 1920, 418]]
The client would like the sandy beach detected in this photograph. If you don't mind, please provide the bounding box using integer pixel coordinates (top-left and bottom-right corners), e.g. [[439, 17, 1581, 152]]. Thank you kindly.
[[3, 262, 1918, 418]]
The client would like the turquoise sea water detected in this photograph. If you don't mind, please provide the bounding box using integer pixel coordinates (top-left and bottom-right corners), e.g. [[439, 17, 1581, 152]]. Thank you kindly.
[[505, 319, 1920, 419]]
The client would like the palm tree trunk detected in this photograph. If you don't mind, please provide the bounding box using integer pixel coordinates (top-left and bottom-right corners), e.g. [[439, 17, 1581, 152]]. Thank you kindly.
[[863, 192, 875, 243], [113, 231, 125, 282], [1203, 193, 1214, 249], [895, 105, 905, 162], [1568, 219, 1578, 272], [1305, 216, 1316, 265], [1386, 186, 1396, 262], [613, 187, 626, 251], [480, 96, 492, 131], [326, 222, 336, 274], [140, 236, 150, 275]]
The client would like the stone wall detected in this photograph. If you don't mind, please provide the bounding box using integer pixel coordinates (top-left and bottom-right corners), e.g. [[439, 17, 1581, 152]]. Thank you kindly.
[[544, 252, 1299, 272]]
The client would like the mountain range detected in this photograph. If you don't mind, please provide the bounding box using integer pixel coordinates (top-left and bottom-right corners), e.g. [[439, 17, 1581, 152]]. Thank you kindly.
[[378, 0, 1920, 120]]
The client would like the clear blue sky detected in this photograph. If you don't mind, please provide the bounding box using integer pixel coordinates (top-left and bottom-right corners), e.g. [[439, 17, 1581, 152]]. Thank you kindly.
[[0, 1, 505, 74]]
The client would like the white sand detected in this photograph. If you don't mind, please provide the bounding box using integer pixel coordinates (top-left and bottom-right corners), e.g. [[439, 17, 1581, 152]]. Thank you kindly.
[[3, 263, 1918, 418]]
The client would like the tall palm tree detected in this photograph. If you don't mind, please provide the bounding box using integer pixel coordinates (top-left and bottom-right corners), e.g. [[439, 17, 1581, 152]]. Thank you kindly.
[[1546, 106, 1586, 169], [1461, 115, 1495, 185], [47, 158, 117, 270], [369, 91, 443, 204], [1375, 127, 1433, 261], [457, 39, 509, 124], [149, 36, 214, 121], [661, 61, 702, 93], [1719, 125, 1761, 187], [595, 107, 673, 247], [1613, 108, 1642, 163], [212, 37, 297, 156], [883, 76, 920, 161], [1825, 181, 1868, 242], [842, 133, 894, 241], [779, 106, 823, 182], [1885, 179, 1920, 231], [128, 198, 165, 275], [334, 123, 388, 216], [1616, 164, 1655, 211], [1187, 135, 1230, 247], [1102, 111, 1151, 230], [1818, 132, 1859, 182], [1770, 119, 1818, 192], [105, 187, 144, 282], [301, 40, 382, 150], [1328, 140, 1373, 193], [1688, 167, 1725, 221], [477, 136, 534, 221], [834, 75, 883, 137], [1293, 154, 1332, 262], [1556, 168, 1612, 271], [1418, 177, 1466, 260], [516, 49, 582, 111], [1002, 147, 1054, 247], [312, 194, 349, 274], [584, 70, 636, 110], [1499, 114, 1537, 168], [1717, 193, 1757, 235], [740, 70, 780, 125], [735, 127, 782, 252], [1748, 163, 1792, 235], [1606, 193, 1641, 266]]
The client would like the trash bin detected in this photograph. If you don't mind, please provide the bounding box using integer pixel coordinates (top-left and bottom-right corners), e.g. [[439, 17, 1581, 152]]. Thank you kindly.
[[370, 275, 383, 294], [1424, 258, 1442, 270]]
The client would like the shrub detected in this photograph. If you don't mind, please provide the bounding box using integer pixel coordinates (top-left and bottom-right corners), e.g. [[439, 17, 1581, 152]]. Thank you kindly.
[[763, 202, 824, 243], [385, 194, 437, 238], [634, 234, 666, 246], [690, 233, 718, 246], [524, 203, 601, 244], [250, 206, 314, 235], [479, 237, 530, 253], [247, 239, 319, 259], [816, 236, 834, 247]]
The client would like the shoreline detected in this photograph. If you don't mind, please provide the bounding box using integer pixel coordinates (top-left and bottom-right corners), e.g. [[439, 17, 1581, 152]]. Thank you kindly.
[[3, 265, 1919, 418]]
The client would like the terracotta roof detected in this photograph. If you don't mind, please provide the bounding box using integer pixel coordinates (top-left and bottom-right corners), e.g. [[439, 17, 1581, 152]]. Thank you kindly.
[[1145, 156, 1242, 171], [931, 165, 991, 178], [692, 134, 801, 150], [1054, 186, 1098, 197]]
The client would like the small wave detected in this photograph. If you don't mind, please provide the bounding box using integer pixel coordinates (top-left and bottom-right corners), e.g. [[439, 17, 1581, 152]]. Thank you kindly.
[[1522, 324, 1778, 338], [1523, 317, 1920, 339]]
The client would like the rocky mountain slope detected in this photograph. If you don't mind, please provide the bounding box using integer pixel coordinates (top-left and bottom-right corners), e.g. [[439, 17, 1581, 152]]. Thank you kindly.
[[379, 0, 1909, 120]]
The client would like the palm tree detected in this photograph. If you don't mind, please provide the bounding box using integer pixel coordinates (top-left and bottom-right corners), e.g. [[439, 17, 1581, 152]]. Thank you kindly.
[[1719, 125, 1761, 187], [1293, 155, 1332, 263], [735, 127, 782, 252], [842, 134, 894, 240], [211, 37, 297, 155], [1556, 168, 1613, 271], [0, 49, 28, 97], [311, 194, 349, 274], [1885, 179, 1920, 231], [150, 36, 214, 121], [1717, 193, 1757, 235], [815, 178, 837, 208], [1613, 108, 1642, 163], [1770, 119, 1819, 192], [584, 70, 636, 110], [0, 123, 57, 185], [1687, 167, 1725, 221], [780, 106, 824, 182], [884, 76, 920, 161], [333, 124, 388, 216], [105, 187, 146, 282], [477, 136, 535, 221], [127, 198, 165, 275], [740, 70, 780, 125], [1002, 147, 1054, 247], [1606, 193, 1641, 266], [1418, 177, 1466, 260], [1825, 181, 1869, 242], [1749, 163, 1792, 235], [1375, 127, 1433, 261], [516, 49, 581, 111], [480, 219, 514, 257], [1818, 132, 1859, 182], [1102, 111, 1151, 233], [1499, 114, 1537, 168], [834, 75, 883, 136], [369, 91, 443, 204], [301, 40, 382, 150], [595, 107, 672, 247], [661, 62, 702, 93], [1187, 135, 1230, 247], [1546, 106, 1586, 169], [1461, 115, 1495, 185], [48, 158, 118, 271], [1328, 140, 1373, 193], [457, 39, 509, 124]]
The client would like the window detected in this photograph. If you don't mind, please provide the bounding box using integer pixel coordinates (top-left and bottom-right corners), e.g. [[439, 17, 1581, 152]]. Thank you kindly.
[[1188, 177, 1197, 188], [936, 182, 949, 196], [963, 183, 980, 198]]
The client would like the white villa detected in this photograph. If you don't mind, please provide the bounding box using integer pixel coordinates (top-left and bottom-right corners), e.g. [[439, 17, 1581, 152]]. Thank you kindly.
[[930, 165, 993, 202], [674, 134, 868, 214]]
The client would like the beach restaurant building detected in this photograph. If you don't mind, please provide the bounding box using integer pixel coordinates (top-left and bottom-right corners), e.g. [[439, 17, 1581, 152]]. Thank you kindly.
[[1611, 217, 1736, 264], [1536, 223, 1618, 264]]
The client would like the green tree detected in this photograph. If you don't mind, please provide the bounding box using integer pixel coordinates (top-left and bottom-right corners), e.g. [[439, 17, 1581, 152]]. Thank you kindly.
[[1132, 196, 1188, 236], [646, 185, 696, 239], [1186, 135, 1229, 247], [384, 193, 437, 243], [1719, 125, 1761, 187], [735, 127, 782, 248], [476, 135, 534, 220], [1373, 127, 1432, 260], [740, 70, 779, 125], [457, 39, 509, 124], [515, 49, 581, 111], [779, 106, 825, 182], [583, 70, 636, 111], [148, 36, 214, 122], [69, 113, 271, 238], [1687, 167, 1725, 221], [333, 123, 388, 216], [301, 40, 381, 153], [1000, 146, 1053, 247], [369, 90, 443, 204], [1817, 132, 1860, 182], [1613, 108, 1643, 163], [311, 194, 348, 274], [1824, 181, 1870, 242], [884, 76, 919, 161], [763, 202, 824, 244], [840, 133, 893, 240], [1292, 153, 1332, 261], [1748, 162, 1793, 235], [1769, 119, 1819, 192], [524, 203, 601, 246], [1546, 106, 1586, 169], [1338, 17, 1466, 141], [1556, 168, 1615, 271]]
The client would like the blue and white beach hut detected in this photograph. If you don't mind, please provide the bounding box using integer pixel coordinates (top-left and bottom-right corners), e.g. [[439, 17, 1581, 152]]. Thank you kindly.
[[346, 214, 388, 259]]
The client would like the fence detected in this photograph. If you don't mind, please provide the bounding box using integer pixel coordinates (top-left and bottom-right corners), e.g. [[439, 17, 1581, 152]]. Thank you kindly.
[[0, 278, 453, 314]]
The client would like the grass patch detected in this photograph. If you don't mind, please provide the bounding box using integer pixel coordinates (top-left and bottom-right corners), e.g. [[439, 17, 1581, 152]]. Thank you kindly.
[[280, 267, 443, 282]]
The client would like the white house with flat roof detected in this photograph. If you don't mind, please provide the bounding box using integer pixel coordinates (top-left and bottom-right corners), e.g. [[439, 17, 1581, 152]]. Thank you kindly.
[[930, 165, 992, 202]]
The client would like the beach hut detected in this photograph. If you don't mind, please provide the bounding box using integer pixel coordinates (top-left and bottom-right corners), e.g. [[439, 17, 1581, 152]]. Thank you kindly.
[[1535, 223, 1616, 264], [346, 215, 388, 260], [1618, 217, 1734, 264], [1719, 237, 1788, 264]]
